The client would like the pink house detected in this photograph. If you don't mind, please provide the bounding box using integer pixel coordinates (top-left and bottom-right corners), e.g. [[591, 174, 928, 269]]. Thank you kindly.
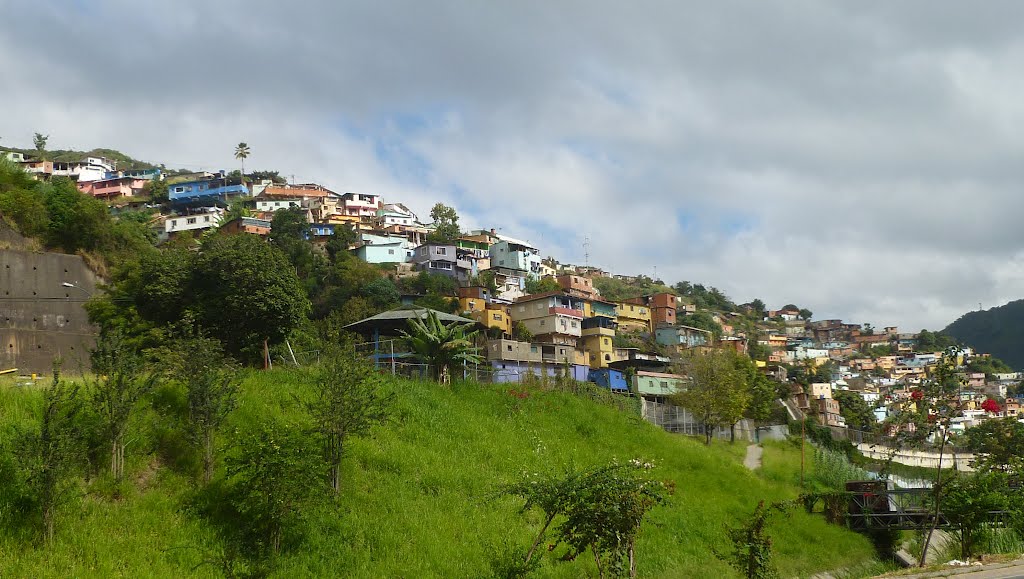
[[78, 176, 147, 198]]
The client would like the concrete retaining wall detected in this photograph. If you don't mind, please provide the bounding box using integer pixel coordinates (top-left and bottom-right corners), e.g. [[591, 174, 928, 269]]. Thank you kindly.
[[0, 243, 99, 374], [857, 443, 974, 472]]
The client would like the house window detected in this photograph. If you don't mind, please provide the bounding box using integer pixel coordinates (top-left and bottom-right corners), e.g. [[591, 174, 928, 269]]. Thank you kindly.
[[539, 320, 545, 326], [507, 345, 513, 352], [174, 186, 184, 193], [660, 381, 668, 389], [605, 354, 611, 361], [570, 321, 577, 328], [186, 218, 197, 224], [604, 338, 609, 346], [203, 216, 210, 222], [492, 314, 502, 321], [388, 249, 395, 255], [437, 247, 446, 255]]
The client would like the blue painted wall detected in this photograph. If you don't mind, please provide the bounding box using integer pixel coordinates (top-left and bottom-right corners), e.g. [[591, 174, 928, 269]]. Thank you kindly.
[[588, 368, 629, 391]]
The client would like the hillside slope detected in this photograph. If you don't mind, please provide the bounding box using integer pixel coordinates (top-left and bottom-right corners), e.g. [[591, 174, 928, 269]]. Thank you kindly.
[[0, 372, 878, 578], [944, 300, 1024, 371]]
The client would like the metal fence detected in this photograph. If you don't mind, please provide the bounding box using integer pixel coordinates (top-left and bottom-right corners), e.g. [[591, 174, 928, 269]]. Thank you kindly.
[[640, 399, 766, 442]]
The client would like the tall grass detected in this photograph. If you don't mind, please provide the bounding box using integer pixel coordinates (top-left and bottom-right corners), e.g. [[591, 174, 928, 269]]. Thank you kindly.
[[1, 371, 880, 578]]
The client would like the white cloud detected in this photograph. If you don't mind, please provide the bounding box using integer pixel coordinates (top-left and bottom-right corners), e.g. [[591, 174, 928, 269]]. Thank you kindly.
[[3, 0, 1024, 330]]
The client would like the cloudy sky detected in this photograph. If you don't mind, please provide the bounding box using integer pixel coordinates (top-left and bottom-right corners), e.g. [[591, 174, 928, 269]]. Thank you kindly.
[[3, 0, 1024, 331]]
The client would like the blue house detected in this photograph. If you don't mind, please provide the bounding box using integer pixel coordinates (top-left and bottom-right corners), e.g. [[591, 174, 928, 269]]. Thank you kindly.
[[588, 368, 629, 392], [169, 175, 249, 204], [355, 233, 414, 263]]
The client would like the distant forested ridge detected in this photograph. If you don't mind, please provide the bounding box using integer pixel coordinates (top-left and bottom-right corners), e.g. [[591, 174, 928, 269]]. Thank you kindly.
[[944, 299, 1024, 371]]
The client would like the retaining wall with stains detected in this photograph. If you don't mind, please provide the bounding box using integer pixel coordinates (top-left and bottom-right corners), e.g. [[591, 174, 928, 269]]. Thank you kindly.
[[0, 245, 99, 374]]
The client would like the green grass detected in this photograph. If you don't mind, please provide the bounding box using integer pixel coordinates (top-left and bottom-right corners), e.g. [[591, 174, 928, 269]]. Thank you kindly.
[[0, 371, 880, 578]]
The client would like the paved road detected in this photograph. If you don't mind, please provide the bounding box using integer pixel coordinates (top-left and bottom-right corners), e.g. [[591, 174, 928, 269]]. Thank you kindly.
[[886, 559, 1024, 578], [744, 444, 762, 470]]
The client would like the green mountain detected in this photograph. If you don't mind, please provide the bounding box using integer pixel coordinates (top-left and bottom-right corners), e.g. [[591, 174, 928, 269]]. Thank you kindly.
[[1, 146, 157, 170], [944, 300, 1024, 371]]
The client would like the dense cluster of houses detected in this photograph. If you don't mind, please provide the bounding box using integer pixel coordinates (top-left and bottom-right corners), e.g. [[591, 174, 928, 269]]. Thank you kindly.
[[8, 151, 1019, 435], [757, 316, 1021, 434]]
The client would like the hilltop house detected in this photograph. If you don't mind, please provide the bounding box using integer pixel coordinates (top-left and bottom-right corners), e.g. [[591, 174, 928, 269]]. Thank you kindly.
[[169, 175, 248, 204], [490, 237, 542, 279]]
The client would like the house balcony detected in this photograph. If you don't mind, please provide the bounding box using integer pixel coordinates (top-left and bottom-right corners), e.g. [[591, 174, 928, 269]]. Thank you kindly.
[[549, 306, 583, 318], [581, 326, 615, 338]]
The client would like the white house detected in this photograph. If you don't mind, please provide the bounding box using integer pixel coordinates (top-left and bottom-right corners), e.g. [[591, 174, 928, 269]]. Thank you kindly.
[[163, 207, 225, 240], [255, 198, 303, 212]]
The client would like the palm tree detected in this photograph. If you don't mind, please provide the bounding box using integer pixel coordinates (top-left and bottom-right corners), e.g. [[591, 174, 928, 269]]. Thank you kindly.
[[234, 142, 250, 182], [400, 310, 483, 385]]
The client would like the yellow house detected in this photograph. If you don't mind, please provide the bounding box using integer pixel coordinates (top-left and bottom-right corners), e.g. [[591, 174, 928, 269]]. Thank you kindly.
[[581, 317, 617, 368], [468, 305, 511, 336], [615, 302, 652, 333], [459, 296, 487, 314]]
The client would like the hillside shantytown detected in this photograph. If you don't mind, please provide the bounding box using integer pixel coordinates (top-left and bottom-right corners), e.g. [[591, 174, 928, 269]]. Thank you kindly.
[[4, 147, 1019, 443]]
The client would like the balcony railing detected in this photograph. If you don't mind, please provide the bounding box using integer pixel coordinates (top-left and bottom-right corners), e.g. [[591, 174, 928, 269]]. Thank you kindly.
[[549, 307, 583, 318]]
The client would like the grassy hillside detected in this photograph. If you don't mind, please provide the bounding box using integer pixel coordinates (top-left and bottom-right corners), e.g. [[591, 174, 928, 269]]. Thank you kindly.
[[0, 371, 879, 578], [945, 300, 1024, 371]]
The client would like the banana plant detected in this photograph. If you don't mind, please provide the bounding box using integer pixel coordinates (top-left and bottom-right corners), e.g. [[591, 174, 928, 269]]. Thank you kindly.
[[400, 310, 483, 385]]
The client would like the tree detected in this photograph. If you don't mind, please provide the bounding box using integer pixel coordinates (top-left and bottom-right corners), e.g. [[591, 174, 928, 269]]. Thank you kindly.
[[833, 390, 877, 431], [940, 471, 1010, 559], [11, 366, 85, 542], [981, 398, 1001, 414], [740, 357, 777, 425], [234, 142, 250, 182], [226, 420, 322, 555], [671, 349, 750, 444], [88, 331, 159, 481], [301, 345, 389, 495], [964, 418, 1024, 472], [749, 299, 766, 317], [0, 159, 49, 236], [502, 462, 668, 578], [798, 308, 812, 321], [884, 348, 965, 566], [269, 206, 309, 245], [33, 132, 48, 159], [161, 324, 240, 483], [360, 277, 399, 310], [324, 224, 357, 263], [554, 463, 668, 578], [400, 310, 484, 385], [717, 500, 787, 579], [679, 311, 723, 340], [142, 178, 169, 204], [43, 177, 115, 253], [862, 323, 874, 336], [426, 203, 460, 243], [915, 329, 957, 352], [192, 234, 311, 362], [512, 321, 533, 343], [524, 276, 561, 294]]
